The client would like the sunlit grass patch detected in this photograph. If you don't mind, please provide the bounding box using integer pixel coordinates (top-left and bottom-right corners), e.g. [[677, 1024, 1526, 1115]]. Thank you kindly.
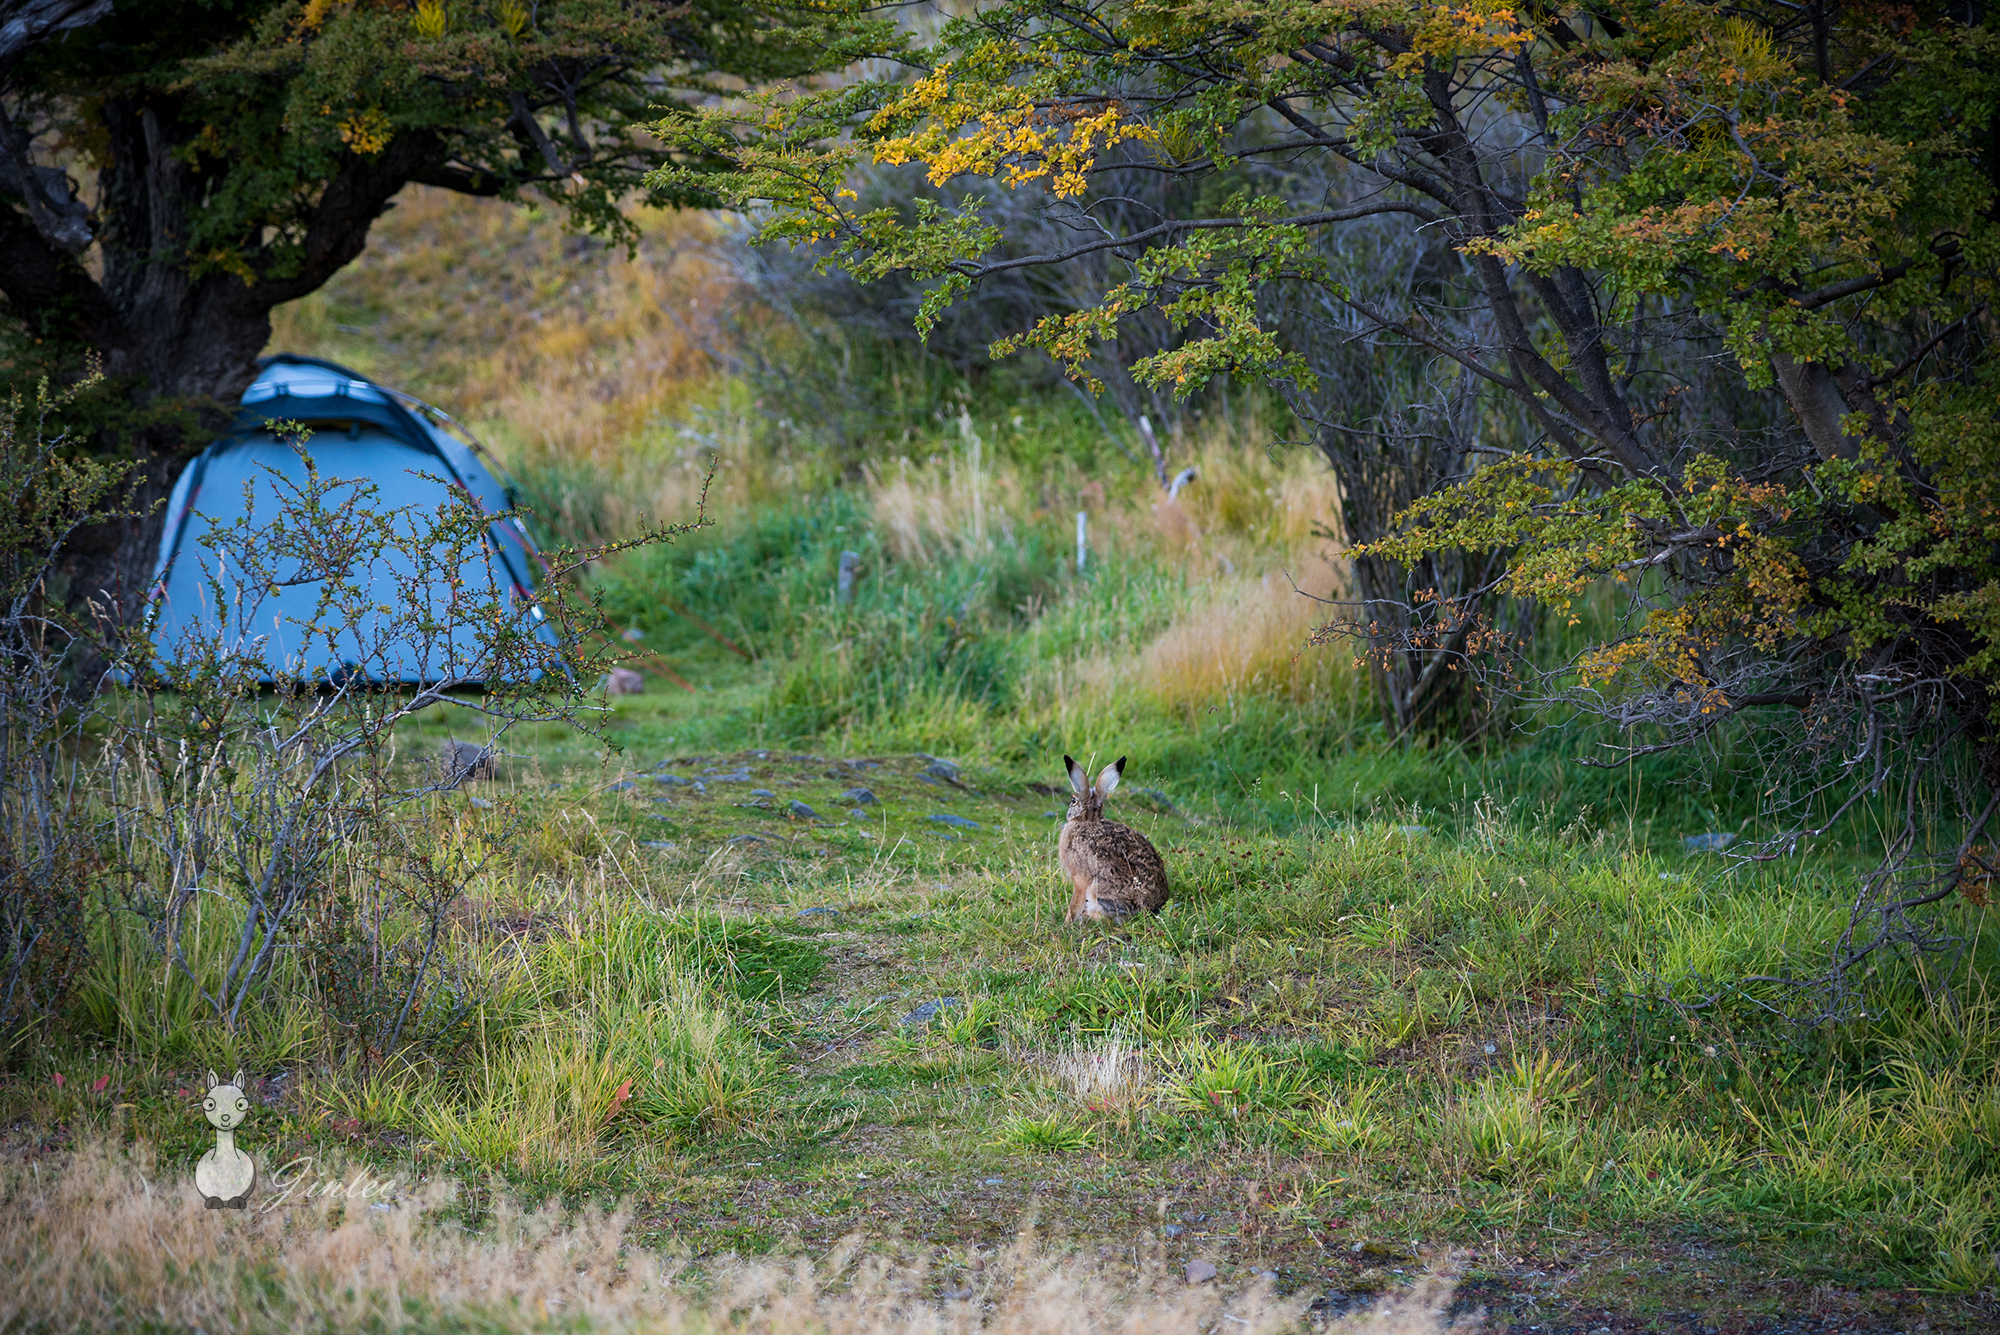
[[1167, 1038, 1307, 1125], [1295, 1077, 1397, 1157], [992, 1114, 1095, 1154], [1446, 1053, 1586, 1184]]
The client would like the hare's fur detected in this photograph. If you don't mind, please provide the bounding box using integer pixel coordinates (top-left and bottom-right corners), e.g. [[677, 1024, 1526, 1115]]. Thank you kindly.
[[1059, 755, 1169, 922]]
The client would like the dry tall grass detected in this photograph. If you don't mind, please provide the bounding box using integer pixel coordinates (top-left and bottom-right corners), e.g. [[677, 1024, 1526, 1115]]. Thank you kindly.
[[1137, 556, 1350, 711], [267, 187, 759, 543], [3, 1143, 1477, 1334], [865, 415, 1025, 565], [268, 187, 1355, 583], [268, 187, 724, 458], [1052, 1033, 1153, 1120]]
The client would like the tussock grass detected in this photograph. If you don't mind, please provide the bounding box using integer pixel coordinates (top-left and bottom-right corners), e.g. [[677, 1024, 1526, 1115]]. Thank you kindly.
[[1131, 556, 1350, 712], [1052, 1032, 1152, 1119], [414, 900, 782, 1180], [0, 1142, 1472, 1334]]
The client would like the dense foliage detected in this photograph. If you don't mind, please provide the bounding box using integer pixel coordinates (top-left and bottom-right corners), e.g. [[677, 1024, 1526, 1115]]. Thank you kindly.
[[652, 0, 2000, 998]]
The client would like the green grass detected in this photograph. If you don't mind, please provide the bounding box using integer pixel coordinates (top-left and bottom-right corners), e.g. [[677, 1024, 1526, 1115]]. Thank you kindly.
[[24, 739, 2000, 1323], [15, 186, 1994, 1329]]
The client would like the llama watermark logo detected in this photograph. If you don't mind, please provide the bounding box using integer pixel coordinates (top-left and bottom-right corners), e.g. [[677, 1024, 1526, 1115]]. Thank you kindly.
[[194, 1069, 256, 1209]]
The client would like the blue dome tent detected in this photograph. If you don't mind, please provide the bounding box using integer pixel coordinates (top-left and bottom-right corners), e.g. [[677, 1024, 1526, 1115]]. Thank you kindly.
[[147, 354, 557, 683]]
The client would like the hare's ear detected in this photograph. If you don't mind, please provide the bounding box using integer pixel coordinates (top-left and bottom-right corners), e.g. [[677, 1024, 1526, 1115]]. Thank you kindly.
[[207, 1069, 220, 1091], [1096, 757, 1125, 796], [1065, 755, 1088, 794], [232, 1068, 245, 1090]]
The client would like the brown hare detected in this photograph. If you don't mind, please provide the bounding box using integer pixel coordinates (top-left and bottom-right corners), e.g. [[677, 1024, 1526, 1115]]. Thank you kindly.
[[1059, 754, 1170, 922]]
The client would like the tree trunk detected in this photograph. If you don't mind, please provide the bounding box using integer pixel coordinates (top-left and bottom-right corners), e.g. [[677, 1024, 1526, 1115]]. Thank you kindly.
[[5, 94, 441, 665], [1315, 398, 1511, 743], [49, 98, 280, 657]]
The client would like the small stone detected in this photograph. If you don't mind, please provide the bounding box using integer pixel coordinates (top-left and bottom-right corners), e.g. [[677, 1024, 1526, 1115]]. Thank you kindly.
[[620, 626, 646, 642], [916, 754, 961, 781], [848, 808, 872, 820], [467, 796, 493, 810], [928, 813, 980, 829], [728, 833, 768, 845], [602, 666, 645, 695], [943, 1287, 975, 1301], [980, 1177, 1004, 1186], [840, 787, 877, 805], [901, 997, 959, 1026], [607, 780, 636, 791], [653, 773, 691, 787], [788, 800, 818, 819], [1185, 1260, 1217, 1284], [1161, 1224, 1184, 1238], [1357, 1240, 1414, 1262], [439, 739, 496, 783], [750, 788, 776, 799], [797, 907, 839, 918], [641, 840, 676, 851], [1484, 1043, 1497, 1055], [1397, 825, 1427, 836]]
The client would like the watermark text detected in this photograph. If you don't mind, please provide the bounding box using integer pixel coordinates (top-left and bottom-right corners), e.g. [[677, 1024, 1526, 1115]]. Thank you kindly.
[[261, 1156, 403, 1212]]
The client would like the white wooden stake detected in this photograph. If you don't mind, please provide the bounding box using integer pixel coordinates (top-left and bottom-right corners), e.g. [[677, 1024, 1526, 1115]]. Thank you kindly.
[[1076, 510, 1088, 572]]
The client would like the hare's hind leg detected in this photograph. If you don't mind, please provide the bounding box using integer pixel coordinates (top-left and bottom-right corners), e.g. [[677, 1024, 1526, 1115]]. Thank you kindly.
[[1068, 880, 1117, 922], [1070, 880, 1141, 923], [1065, 881, 1094, 923]]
